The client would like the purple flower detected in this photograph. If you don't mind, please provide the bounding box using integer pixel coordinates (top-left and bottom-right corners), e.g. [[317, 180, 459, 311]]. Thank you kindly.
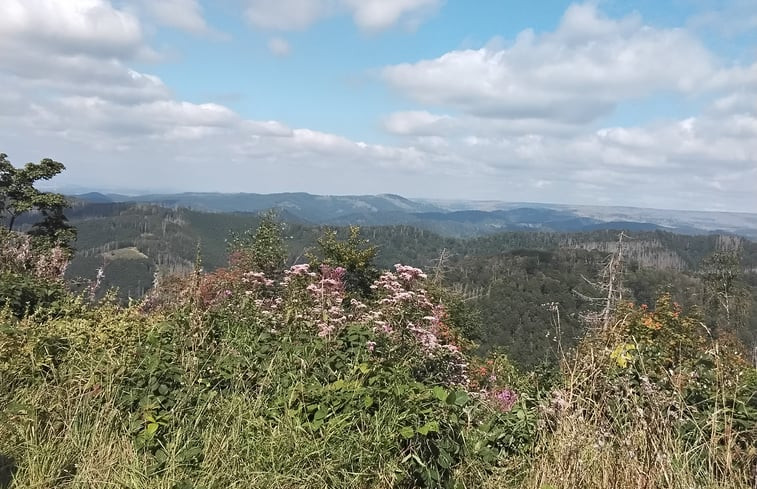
[[489, 388, 518, 412]]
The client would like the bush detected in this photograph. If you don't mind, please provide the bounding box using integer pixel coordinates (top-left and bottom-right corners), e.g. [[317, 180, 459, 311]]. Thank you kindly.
[[0, 258, 532, 488]]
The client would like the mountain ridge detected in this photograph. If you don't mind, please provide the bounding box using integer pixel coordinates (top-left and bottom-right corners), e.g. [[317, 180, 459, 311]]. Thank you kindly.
[[69, 191, 757, 239]]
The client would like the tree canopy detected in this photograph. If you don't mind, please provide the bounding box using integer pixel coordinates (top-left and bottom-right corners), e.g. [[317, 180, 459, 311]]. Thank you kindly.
[[0, 152, 74, 245]]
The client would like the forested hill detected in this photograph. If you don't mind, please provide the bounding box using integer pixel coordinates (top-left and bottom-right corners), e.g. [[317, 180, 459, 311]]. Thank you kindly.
[[71, 191, 757, 239], [3, 199, 757, 488], [49, 202, 757, 367], [55, 202, 757, 285]]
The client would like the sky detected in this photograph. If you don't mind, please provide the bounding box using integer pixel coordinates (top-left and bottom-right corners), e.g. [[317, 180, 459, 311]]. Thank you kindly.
[[0, 0, 756, 212]]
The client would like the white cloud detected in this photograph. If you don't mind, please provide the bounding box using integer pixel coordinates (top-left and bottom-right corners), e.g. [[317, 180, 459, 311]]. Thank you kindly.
[[383, 111, 452, 136], [383, 111, 581, 137], [243, 0, 440, 31], [0, 0, 166, 104], [710, 91, 757, 116], [1, 0, 145, 58], [342, 0, 440, 31], [134, 0, 214, 36], [0, 1, 754, 211], [267, 37, 292, 56], [371, 3, 757, 211], [382, 3, 717, 123]]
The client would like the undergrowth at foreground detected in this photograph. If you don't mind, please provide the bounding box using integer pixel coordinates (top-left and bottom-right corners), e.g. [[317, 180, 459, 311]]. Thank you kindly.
[[0, 224, 755, 488]]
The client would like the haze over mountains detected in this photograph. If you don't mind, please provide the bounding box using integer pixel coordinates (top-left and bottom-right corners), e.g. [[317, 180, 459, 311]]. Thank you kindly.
[[71, 191, 757, 239]]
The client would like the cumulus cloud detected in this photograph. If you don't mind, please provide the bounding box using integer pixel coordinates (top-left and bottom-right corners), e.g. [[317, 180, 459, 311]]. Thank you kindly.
[[0, 0, 167, 103], [382, 4, 718, 123], [0, 0, 754, 211], [243, 0, 440, 31], [0, 2, 440, 194], [372, 3, 757, 210], [1, 0, 145, 58]]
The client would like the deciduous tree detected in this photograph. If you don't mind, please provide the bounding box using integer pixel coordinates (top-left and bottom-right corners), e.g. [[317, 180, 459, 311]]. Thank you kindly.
[[0, 153, 71, 244]]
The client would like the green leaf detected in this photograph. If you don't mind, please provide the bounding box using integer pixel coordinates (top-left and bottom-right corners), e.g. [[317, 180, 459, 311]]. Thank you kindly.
[[610, 343, 636, 368], [399, 426, 415, 439], [447, 391, 469, 406], [433, 386, 448, 402], [437, 449, 452, 469], [154, 449, 168, 463], [145, 422, 159, 437], [417, 421, 439, 436], [445, 392, 457, 405], [411, 453, 425, 467]]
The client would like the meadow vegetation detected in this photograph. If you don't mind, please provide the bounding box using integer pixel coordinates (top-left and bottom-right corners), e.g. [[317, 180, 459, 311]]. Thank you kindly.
[[1, 212, 755, 489]]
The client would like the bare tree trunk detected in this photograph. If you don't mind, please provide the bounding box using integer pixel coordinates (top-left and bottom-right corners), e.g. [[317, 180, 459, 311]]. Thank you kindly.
[[601, 232, 625, 329]]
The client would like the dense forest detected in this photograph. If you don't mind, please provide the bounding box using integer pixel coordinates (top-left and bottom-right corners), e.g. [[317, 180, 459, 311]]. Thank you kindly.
[[38, 202, 757, 367]]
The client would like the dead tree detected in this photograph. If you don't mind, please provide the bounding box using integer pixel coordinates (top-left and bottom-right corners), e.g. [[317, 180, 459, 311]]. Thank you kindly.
[[573, 232, 628, 329]]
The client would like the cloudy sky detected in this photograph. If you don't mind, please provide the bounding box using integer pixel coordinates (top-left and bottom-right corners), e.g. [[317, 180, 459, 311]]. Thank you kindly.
[[0, 0, 755, 211]]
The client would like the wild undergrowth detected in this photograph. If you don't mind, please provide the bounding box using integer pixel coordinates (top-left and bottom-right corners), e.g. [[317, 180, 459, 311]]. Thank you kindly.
[[0, 222, 755, 489]]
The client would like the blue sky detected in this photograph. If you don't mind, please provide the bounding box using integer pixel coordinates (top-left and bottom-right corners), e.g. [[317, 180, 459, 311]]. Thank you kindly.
[[1, 0, 755, 211], [147, 1, 718, 139]]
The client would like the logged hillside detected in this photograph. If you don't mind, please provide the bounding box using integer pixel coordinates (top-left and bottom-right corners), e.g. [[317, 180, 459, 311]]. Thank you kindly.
[[54, 203, 757, 367]]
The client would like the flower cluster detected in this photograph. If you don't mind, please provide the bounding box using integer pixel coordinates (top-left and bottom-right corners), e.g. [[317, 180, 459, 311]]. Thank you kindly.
[[0, 230, 68, 281], [194, 267, 277, 308], [306, 265, 348, 337], [284, 263, 317, 281], [488, 388, 518, 413], [369, 265, 463, 355], [175, 261, 473, 387], [242, 271, 275, 288]]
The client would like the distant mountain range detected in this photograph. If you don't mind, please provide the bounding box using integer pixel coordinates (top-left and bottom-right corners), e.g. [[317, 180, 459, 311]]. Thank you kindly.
[[69, 191, 757, 239]]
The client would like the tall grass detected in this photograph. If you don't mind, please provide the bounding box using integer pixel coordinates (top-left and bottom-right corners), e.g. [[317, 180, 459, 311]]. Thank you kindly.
[[506, 308, 757, 489]]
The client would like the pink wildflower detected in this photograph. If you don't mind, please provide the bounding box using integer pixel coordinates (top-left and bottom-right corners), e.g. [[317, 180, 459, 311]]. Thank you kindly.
[[488, 388, 518, 412]]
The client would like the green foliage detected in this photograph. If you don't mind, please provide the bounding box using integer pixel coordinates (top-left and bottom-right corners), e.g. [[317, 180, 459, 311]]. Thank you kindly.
[[0, 228, 70, 318], [0, 256, 538, 488], [0, 272, 66, 318], [312, 225, 379, 297], [0, 153, 71, 245], [561, 294, 757, 484], [28, 206, 77, 249], [3, 197, 756, 488], [0, 235, 754, 488], [57, 202, 757, 364], [228, 210, 287, 275]]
